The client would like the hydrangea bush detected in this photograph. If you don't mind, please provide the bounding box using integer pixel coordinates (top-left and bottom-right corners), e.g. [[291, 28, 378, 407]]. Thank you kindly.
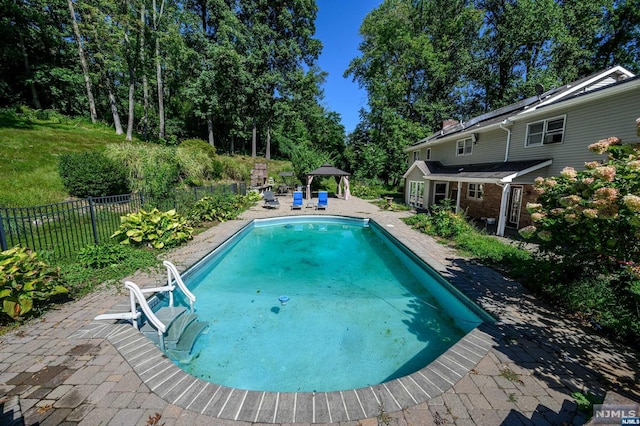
[[519, 125, 640, 284]]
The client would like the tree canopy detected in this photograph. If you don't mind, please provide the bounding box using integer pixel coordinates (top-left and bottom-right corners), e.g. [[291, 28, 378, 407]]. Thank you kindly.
[[1, 0, 638, 183]]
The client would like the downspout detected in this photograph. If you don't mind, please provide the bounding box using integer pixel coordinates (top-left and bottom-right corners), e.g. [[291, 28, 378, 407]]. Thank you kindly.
[[496, 181, 510, 237], [500, 119, 513, 162], [496, 119, 513, 236]]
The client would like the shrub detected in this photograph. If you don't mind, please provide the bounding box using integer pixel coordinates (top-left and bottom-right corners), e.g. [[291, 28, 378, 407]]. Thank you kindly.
[[545, 275, 640, 344], [179, 138, 217, 159], [176, 144, 214, 186], [350, 184, 378, 199], [519, 133, 640, 279], [218, 156, 250, 181], [59, 151, 129, 198], [105, 144, 179, 199], [0, 246, 68, 320], [111, 208, 193, 249], [188, 193, 245, 225]]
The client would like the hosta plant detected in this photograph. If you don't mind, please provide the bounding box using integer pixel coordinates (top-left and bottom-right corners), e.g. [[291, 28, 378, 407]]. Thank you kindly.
[[187, 194, 244, 225], [111, 208, 193, 249], [0, 246, 68, 320]]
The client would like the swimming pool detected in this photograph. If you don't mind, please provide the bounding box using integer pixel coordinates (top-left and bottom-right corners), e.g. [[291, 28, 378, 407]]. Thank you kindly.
[[169, 216, 490, 392]]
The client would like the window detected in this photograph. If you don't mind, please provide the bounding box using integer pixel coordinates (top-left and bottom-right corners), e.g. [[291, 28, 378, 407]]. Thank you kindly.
[[426, 148, 432, 160], [412, 151, 420, 162], [456, 137, 473, 156], [526, 116, 566, 147], [467, 183, 483, 200]]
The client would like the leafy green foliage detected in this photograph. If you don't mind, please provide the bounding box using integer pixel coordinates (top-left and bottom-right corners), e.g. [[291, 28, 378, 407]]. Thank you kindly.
[[111, 208, 193, 249], [187, 194, 245, 225], [455, 233, 531, 271], [572, 391, 603, 414], [58, 151, 129, 198], [519, 136, 640, 280], [59, 245, 160, 297], [404, 202, 474, 239], [105, 144, 179, 199], [76, 244, 132, 269], [350, 182, 385, 199], [0, 247, 68, 320]]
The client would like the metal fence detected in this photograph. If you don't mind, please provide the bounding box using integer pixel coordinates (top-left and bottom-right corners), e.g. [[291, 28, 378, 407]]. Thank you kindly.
[[0, 183, 246, 259]]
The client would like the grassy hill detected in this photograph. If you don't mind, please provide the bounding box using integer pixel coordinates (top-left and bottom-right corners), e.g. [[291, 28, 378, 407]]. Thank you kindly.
[[0, 110, 134, 207], [0, 109, 292, 208]]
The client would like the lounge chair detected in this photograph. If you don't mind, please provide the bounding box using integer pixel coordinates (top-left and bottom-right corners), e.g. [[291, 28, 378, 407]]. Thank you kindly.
[[292, 191, 303, 209], [263, 190, 280, 209], [316, 191, 328, 210]]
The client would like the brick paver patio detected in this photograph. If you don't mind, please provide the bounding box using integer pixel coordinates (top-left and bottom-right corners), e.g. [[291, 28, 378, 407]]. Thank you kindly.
[[1, 194, 638, 425]]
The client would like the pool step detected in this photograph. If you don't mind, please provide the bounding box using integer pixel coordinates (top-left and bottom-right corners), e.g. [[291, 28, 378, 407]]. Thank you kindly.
[[94, 262, 204, 358], [166, 320, 209, 362], [141, 307, 207, 355]]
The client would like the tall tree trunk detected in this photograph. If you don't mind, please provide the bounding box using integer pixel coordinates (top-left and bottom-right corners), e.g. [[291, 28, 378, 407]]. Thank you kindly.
[[106, 72, 123, 135], [252, 119, 257, 158], [230, 134, 235, 155], [126, 66, 135, 141], [17, 32, 41, 109], [265, 125, 271, 160], [67, 0, 97, 122], [140, 3, 149, 140], [153, 0, 165, 139], [207, 114, 214, 146]]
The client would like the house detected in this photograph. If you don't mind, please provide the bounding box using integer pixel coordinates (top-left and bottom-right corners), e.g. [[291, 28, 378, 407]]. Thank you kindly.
[[403, 66, 640, 236]]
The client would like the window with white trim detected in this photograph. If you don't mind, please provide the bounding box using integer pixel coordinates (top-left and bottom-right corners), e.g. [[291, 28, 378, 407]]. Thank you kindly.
[[426, 147, 431, 160], [456, 137, 473, 156], [412, 151, 420, 162], [526, 116, 566, 147], [467, 183, 484, 200]]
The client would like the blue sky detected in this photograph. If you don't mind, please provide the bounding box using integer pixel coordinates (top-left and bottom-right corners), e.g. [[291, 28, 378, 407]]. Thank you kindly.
[[314, 0, 383, 134]]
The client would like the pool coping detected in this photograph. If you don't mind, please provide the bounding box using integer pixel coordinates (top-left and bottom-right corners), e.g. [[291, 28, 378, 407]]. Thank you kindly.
[[75, 214, 498, 423]]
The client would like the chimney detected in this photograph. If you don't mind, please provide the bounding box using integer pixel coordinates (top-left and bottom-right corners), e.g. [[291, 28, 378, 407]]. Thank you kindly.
[[442, 119, 459, 130]]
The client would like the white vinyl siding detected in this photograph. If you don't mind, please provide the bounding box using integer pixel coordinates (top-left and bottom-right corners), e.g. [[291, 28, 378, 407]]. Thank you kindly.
[[456, 137, 473, 156], [525, 116, 565, 147], [434, 128, 506, 165], [508, 90, 640, 179]]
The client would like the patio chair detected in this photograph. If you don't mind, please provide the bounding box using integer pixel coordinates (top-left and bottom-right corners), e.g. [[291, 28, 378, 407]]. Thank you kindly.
[[263, 190, 280, 209], [292, 191, 303, 210], [316, 191, 328, 210]]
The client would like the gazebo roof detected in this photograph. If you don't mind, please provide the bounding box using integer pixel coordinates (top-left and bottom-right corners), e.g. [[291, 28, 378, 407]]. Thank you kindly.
[[307, 163, 350, 176]]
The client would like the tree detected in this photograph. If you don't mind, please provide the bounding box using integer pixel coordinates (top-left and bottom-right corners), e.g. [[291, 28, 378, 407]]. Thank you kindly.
[[67, 0, 98, 123], [236, 0, 321, 159], [345, 0, 480, 185]]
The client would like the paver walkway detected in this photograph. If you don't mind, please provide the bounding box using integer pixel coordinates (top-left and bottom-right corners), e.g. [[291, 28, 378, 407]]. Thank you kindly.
[[1, 195, 638, 425]]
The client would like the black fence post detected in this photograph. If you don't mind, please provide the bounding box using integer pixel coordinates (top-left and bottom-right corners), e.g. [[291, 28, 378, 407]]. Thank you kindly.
[[0, 210, 7, 251], [88, 197, 100, 245]]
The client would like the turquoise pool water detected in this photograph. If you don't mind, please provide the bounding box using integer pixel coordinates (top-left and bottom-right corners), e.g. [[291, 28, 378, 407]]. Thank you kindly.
[[173, 216, 487, 392]]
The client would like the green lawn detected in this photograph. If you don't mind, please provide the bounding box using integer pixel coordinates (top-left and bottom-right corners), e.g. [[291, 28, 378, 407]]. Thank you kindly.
[[0, 112, 131, 207]]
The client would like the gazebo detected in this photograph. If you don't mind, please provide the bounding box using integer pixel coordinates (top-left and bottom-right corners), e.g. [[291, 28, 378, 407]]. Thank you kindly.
[[305, 163, 351, 201]]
